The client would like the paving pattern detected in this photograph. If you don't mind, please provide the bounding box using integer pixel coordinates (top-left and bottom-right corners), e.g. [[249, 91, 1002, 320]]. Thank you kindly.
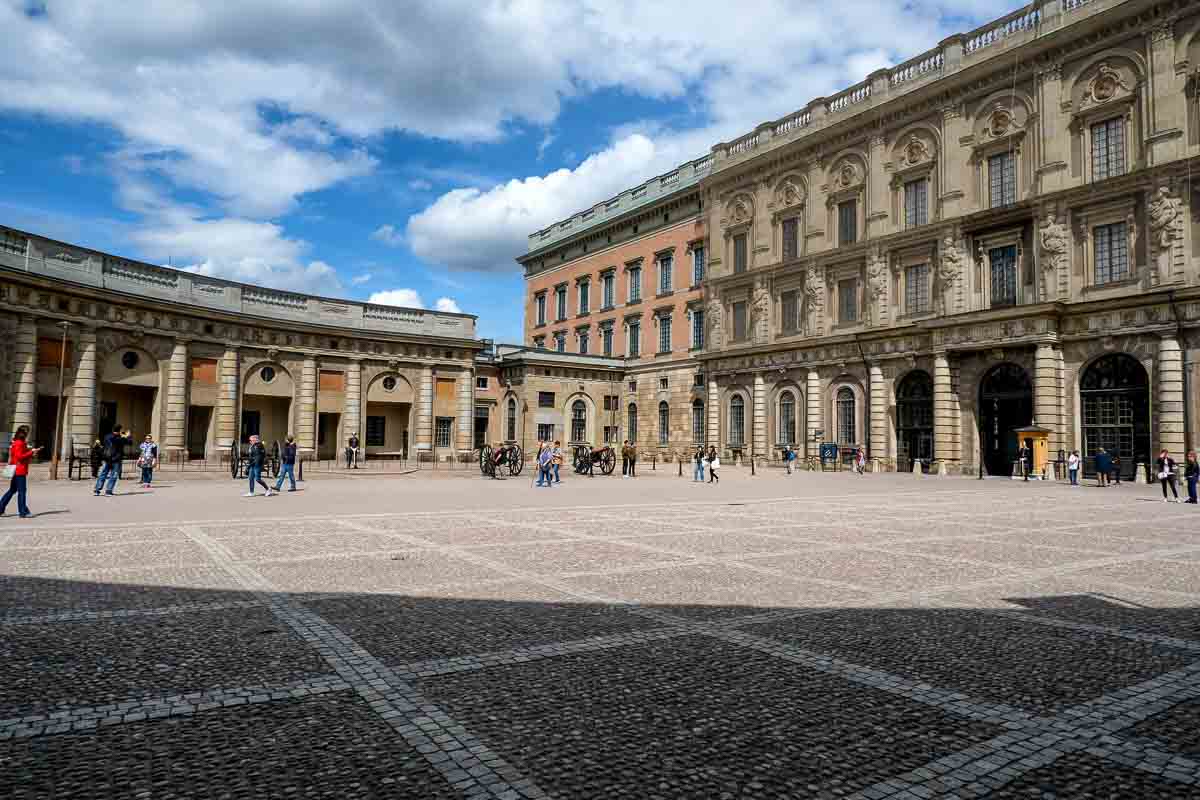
[[3, 478, 1200, 798]]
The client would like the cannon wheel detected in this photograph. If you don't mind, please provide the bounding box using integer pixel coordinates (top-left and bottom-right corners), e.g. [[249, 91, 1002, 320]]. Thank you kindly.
[[599, 448, 616, 475], [507, 445, 524, 476], [479, 445, 495, 477], [229, 442, 240, 479], [573, 445, 589, 473]]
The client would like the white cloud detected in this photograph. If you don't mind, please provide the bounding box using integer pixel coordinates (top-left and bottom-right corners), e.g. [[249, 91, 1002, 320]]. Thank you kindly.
[[367, 288, 424, 308], [536, 131, 557, 161], [407, 179, 433, 191], [434, 297, 462, 313], [350, 272, 373, 285], [370, 224, 403, 246]]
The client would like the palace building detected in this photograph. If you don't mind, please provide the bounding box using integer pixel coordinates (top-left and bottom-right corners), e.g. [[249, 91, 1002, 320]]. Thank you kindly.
[[520, 0, 1200, 477], [0, 225, 481, 464]]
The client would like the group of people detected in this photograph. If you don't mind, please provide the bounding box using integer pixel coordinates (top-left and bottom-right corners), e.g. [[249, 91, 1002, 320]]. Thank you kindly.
[[243, 434, 299, 497], [533, 440, 565, 486], [1063, 448, 1199, 503], [91, 426, 159, 495], [691, 446, 721, 483]]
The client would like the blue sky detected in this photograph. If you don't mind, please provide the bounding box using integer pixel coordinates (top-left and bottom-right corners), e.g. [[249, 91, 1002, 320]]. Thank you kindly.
[[0, 0, 1007, 343]]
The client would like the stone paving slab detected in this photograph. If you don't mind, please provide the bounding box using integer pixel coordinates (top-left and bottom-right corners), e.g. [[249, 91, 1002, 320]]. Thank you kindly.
[[983, 752, 1200, 798], [0, 569, 253, 617], [254, 550, 513, 593], [741, 548, 1020, 593]]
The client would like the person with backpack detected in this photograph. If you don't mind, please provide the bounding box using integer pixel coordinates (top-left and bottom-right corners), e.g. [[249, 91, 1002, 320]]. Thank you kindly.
[[536, 442, 554, 488], [94, 424, 131, 496], [273, 435, 299, 492], [137, 434, 159, 488], [1, 426, 39, 518], [783, 445, 795, 475], [244, 434, 274, 497], [1094, 448, 1111, 487], [693, 446, 706, 482], [706, 446, 720, 484]]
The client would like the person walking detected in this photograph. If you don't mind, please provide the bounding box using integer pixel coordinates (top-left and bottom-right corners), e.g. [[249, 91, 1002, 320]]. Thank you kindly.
[[346, 433, 360, 469], [1184, 451, 1198, 505], [536, 442, 554, 488], [137, 434, 159, 488], [1066, 450, 1080, 486], [244, 434, 274, 497], [706, 447, 720, 484], [94, 424, 131, 496], [627, 441, 637, 478], [621, 440, 631, 478], [854, 446, 866, 476], [1094, 448, 1110, 488], [1156, 449, 1180, 503], [552, 440, 563, 484], [534, 441, 548, 487], [1110, 454, 1122, 485], [783, 445, 794, 475], [274, 435, 299, 492], [1, 426, 40, 518], [693, 446, 706, 482]]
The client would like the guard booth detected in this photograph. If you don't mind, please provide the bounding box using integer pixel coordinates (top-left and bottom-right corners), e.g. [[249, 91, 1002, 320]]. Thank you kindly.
[[1012, 425, 1051, 479]]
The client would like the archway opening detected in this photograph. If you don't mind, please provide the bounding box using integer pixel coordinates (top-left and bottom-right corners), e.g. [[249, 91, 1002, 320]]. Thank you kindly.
[[979, 363, 1033, 476], [242, 363, 294, 450], [897, 371, 934, 472], [570, 399, 588, 444], [1080, 354, 1150, 479], [99, 348, 160, 457], [365, 374, 413, 459]]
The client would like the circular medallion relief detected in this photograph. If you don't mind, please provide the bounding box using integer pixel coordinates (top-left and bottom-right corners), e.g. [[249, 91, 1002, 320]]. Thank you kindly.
[[382, 376, 397, 392], [121, 351, 140, 370]]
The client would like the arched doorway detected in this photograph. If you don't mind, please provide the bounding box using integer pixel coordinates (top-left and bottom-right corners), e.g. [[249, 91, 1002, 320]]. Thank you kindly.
[[897, 371, 934, 472], [979, 363, 1033, 476], [1080, 354, 1150, 479], [98, 347, 161, 454], [570, 399, 588, 444], [365, 373, 414, 459]]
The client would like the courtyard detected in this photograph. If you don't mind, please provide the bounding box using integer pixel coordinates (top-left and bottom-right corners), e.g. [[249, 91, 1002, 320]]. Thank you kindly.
[[2, 471, 1200, 799]]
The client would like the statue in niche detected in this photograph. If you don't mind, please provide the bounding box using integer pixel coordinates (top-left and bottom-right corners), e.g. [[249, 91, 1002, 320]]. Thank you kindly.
[[705, 297, 724, 350], [750, 283, 771, 342], [1038, 211, 1069, 301], [935, 235, 964, 316], [864, 255, 888, 327], [1147, 186, 1182, 283], [803, 265, 824, 335]]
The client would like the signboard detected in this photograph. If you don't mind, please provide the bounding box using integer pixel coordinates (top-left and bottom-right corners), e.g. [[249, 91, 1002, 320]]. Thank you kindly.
[[819, 443, 839, 466]]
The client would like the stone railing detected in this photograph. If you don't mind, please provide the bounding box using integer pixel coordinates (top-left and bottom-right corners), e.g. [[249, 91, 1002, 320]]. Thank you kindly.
[[773, 110, 812, 137], [1062, 0, 1090, 10], [726, 133, 760, 157], [963, 5, 1041, 54], [890, 49, 944, 86], [827, 81, 871, 114], [692, 155, 713, 173], [660, 170, 679, 187]]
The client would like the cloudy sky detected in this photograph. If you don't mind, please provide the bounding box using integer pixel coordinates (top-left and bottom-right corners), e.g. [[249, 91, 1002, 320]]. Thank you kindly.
[[1, 0, 1010, 342]]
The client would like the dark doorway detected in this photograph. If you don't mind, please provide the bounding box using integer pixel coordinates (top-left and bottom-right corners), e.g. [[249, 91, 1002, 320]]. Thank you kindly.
[[240, 409, 261, 443], [35, 395, 59, 461], [896, 371, 933, 473], [317, 413, 340, 460], [187, 406, 212, 460], [979, 363, 1033, 476], [474, 405, 489, 450], [1080, 354, 1150, 479]]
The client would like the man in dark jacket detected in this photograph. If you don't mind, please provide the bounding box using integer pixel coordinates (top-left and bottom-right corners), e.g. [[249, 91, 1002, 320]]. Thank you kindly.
[[244, 435, 274, 497], [94, 425, 131, 496], [1094, 448, 1111, 487], [273, 434, 299, 492], [347, 433, 360, 469]]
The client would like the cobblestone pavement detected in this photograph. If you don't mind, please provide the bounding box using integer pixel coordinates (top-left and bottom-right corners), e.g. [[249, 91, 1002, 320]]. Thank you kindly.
[[3, 474, 1200, 798]]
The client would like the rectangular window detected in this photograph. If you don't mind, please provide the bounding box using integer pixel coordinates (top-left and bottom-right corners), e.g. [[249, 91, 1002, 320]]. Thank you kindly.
[[692, 246, 705, 285], [658, 315, 672, 354], [538, 391, 555, 408], [903, 179, 928, 228], [537, 423, 554, 442], [1094, 222, 1130, 285], [435, 418, 452, 448], [603, 395, 619, 411], [838, 278, 858, 324], [659, 377, 669, 390], [732, 301, 747, 341], [989, 245, 1018, 307], [628, 321, 640, 357], [533, 336, 545, 349], [694, 374, 705, 387], [838, 199, 857, 245], [733, 234, 747, 273], [658, 404, 669, 446], [473, 406, 489, 449], [782, 217, 799, 260], [475, 376, 489, 390], [691, 309, 705, 349], [554, 332, 566, 352], [628, 267, 641, 302], [1091, 119, 1126, 181], [555, 287, 567, 320], [603, 425, 618, 444], [536, 294, 546, 325], [578, 331, 589, 355], [602, 273, 615, 308], [781, 290, 799, 332], [578, 279, 590, 314], [601, 325, 614, 356], [904, 264, 930, 315], [988, 152, 1016, 207], [658, 256, 673, 294], [365, 416, 386, 448]]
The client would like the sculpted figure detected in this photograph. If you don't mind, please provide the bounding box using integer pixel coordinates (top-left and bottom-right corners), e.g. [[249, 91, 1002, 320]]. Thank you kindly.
[[1148, 187, 1182, 282], [936, 235, 964, 315], [705, 297, 723, 349], [751, 283, 770, 342], [864, 255, 887, 326], [803, 265, 824, 335], [1038, 212, 1069, 301]]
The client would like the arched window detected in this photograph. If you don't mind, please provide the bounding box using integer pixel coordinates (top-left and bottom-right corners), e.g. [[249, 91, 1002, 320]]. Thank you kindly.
[[658, 401, 670, 446], [1080, 353, 1150, 479], [627, 403, 638, 443], [691, 399, 705, 444], [778, 391, 796, 444], [506, 398, 517, 442], [896, 371, 933, 467], [836, 387, 856, 445], [571, 400, 587, 443], [729, 395, 746, 447]]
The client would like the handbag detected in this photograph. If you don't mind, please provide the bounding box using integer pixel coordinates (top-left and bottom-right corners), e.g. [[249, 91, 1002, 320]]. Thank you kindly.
[[2, 464, 15, 479]]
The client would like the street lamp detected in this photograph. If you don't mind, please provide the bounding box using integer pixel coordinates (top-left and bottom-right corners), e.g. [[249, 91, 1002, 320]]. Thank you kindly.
[[50, 321, 70, 481]]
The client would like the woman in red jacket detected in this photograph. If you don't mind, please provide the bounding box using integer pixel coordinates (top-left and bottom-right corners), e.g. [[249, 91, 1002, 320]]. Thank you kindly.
[[2, 426, 40, 518]]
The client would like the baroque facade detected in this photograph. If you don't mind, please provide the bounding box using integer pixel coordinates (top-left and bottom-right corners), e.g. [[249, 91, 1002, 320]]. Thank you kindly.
[[521, 0, 1200, 476], [0, 225, 481, 464]]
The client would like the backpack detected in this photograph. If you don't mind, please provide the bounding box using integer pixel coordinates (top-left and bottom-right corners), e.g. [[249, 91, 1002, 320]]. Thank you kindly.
[[102, 436, 119, 463]]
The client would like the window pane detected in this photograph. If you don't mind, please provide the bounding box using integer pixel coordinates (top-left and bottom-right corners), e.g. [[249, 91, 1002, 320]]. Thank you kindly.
[[556, 288, 566, 319], [627, 403, 638, 441], [571, 401, 587, 442], [692, 400, 705, 443], [837, 388, 856, 444], [904, 180, 928, 228], [366, 416, 386, 447], [658, 402, 669, 445], [555, 333, 566, 352], [506, 400, 516, 441], [536, 295, 546, 325], [838, 278, 857, 323], [905, 263, 929, 315], [733, 234, 747, 273], [838, 200, 857, 245], [659, 256, 673, 293], [692, 247, 705, 285], [579, 280, 589, 314], [537, 423, 554, 442], [1094, 222, 1129, 285], [603, 275, 614, 308], [578, 332, 589, 354], [730, 396, 745, 446], [1091, 119, 1125, 180], [779, 392, 796, 444], [781, 290, 798, 332], [692, 309, 705, 349], [628, 322, 640, 356], [782, 218, 799, 260], [988, 152, 1016, 207], [989, 246, 1018, 307], [538, 392, 555, 408], [658, 316, 672, 353], [602, 326, 613, 356], [435, 418, 452, 448], [732, 301, 747, 340]]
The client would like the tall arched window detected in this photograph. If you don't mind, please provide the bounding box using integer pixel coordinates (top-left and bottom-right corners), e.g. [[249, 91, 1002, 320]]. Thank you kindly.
[[778, 391, 797, 444], [691, 399, 705, 443], [658, 401, 670, 446], [627, 402, 638, 443], [571, 400, 587, 443], [506, 398, 517, 442], [729, 395, 746, 447], [836, 387, 856, 445]]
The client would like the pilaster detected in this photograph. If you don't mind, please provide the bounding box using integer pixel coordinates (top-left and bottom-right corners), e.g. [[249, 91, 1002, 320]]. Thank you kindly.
[[217, 347, 239, 450], [164, 338, 189, 460], [933, 353, 958, 464], [869, 364, 886, 462], [299, 356, 317, 456], [1158, 334, 1186, 456], [806, 369, 821, 452], [456, 369, 474, 455], [11, 315, 37, 442], [69, 327, 98, 451], [343, 359, 362, 450], [417, 365, 433, 453], [707, 377, 720, 450], [752, 371, 766, 460], [1034, 343, 1065, 456]]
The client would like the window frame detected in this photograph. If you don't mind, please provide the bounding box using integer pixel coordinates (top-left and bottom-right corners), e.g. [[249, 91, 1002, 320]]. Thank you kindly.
[[435, 417, 453, 449], [987, 151, 1017, 208], [728, 394, 746, 447], [535, 293, 547, 326], [657, 254, 673, 295], [691, 245, 705, 286], [732, 233, 748, 274], [837, 277, 858, 325], [903, 178, 929, 229], [577, 277, 590, 315], [837, 199, 858, 246], [658, 401, 670, 446], [555, 285, 567, 321], [1090, 116, 1127, 181], [601, 271, 616, 309], [691, 399, 705, 444], [781, 216, 801, 261], [657, 313, 672, 354], [777, 390, 797, 445], [904, 262, 930, 316], [627, 319, 641, 357]]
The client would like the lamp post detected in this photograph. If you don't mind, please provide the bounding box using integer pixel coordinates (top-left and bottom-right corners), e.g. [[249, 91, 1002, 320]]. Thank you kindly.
[[50, 321, 70, 481]]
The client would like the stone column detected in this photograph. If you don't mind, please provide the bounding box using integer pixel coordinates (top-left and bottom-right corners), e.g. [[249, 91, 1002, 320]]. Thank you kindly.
[[752, 371, 766, 461], [417, 365, 433, 454], [70, 327, 98, 451], [217, 347, 239, 450], [869, 363, 886, 463], [456, 368, 473, 455], [343, 359, 362, 447], [707, 377, 720, 450], [1034, 343, 1064, 456], [1035, 65, 1068, 194], [298, 356, 317, 456], [933, 353, 957, 465], [1158, 334, 1186, 457], [11, 315, 37, 441], [806, 369, 821, 454], [164, 338, 189, 461]]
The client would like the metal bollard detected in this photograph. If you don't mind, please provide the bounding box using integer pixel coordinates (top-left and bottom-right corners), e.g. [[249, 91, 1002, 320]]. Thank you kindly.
[[678, 459, 682, 477]]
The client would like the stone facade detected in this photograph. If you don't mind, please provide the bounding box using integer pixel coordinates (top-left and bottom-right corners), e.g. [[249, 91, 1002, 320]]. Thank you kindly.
[[0, 226, 480, 464]]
